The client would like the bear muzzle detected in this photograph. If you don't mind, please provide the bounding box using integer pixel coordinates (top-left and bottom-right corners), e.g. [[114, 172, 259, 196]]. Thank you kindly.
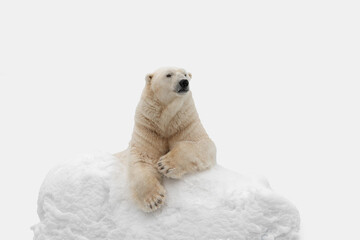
[[176, 79, 189, 94]]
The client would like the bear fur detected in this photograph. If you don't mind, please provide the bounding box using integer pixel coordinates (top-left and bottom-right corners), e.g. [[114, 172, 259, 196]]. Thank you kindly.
[[115, 67, 216, 212]]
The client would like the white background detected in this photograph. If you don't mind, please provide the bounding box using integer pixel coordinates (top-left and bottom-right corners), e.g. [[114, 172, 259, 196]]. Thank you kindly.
[[0, 0, 359, 239]]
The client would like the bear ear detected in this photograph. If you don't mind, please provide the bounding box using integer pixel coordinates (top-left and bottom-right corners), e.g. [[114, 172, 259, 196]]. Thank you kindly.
[[145, 73, 153, 83], [188, 72, 192, 79]]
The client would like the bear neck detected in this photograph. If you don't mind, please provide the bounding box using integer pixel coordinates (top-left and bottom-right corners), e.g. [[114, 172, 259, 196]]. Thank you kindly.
[[137, 87, 196, 137]]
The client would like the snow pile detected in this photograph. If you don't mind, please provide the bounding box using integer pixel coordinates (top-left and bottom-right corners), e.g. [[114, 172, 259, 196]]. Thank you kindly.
[[32, 152, 300, 240]]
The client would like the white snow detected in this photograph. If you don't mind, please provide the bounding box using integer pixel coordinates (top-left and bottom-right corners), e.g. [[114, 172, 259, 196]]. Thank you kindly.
[[32, 152, 300, 240]]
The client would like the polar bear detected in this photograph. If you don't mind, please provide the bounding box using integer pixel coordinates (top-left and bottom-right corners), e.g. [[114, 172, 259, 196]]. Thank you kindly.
[[115, 67, 216, 212]]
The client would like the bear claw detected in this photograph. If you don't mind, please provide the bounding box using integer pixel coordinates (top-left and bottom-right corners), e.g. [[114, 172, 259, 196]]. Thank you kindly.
[[141, 187, 166, 213]]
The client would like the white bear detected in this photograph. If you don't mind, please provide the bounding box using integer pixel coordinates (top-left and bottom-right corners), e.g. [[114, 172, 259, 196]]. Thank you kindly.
[[115, 67, 216, 212]]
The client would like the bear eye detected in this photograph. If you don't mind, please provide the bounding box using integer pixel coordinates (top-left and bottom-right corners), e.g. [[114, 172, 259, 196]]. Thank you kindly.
[[184, 74, 187, 77], [166, 74, 172, 78]]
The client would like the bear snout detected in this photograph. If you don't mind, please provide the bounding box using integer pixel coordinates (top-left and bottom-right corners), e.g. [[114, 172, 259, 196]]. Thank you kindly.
[[177, 79, 189, 93], [179, 79, 189, 88]]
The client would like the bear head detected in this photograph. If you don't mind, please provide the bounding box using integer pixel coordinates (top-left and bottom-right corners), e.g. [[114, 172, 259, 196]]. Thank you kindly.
[[145, 67, 192, 105]]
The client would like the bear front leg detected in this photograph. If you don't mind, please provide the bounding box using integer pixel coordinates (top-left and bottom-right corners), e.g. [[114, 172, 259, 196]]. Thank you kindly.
[[157, 138, 216, 179], [128, 159, 166, 212]]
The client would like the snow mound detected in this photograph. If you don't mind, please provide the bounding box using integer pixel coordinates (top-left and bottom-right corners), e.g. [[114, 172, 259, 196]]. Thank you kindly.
[[32, 152, 300, 240]]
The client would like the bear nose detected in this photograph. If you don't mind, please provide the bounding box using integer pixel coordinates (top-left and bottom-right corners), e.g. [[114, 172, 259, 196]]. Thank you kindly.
[[179, 79, 189, 88]]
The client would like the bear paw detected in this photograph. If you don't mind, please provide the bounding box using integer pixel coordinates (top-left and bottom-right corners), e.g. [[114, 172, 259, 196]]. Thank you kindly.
[[157, 155, 186, 179], [140, 184, 166, 213]]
